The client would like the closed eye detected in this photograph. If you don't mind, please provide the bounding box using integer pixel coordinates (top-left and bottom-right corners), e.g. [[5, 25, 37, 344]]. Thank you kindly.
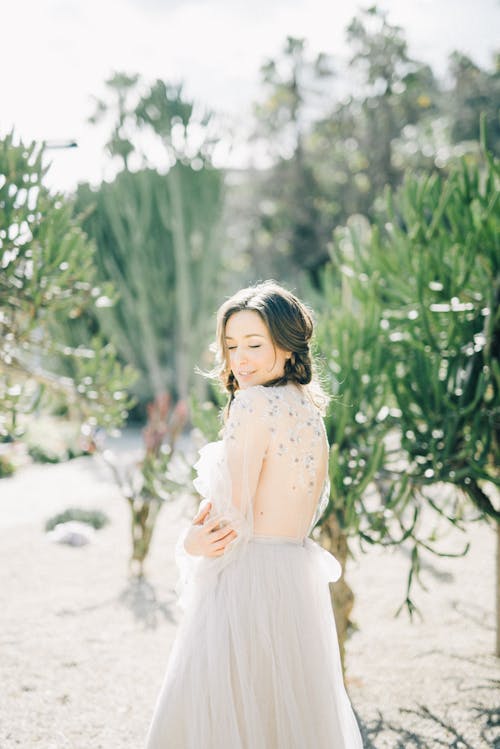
[[227, 345, 261, 350]]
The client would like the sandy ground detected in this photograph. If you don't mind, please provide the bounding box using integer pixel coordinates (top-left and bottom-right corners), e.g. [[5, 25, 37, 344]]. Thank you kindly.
[[0, 437, 498, 749]]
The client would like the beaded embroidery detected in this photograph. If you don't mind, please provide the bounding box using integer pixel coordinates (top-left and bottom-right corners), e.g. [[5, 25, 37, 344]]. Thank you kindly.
[[223, 383, 327, 500]]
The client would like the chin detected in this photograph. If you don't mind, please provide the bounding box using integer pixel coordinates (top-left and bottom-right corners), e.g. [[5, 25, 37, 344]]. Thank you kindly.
[[236, 373, 261, 389], [236, 379, 253, 389]]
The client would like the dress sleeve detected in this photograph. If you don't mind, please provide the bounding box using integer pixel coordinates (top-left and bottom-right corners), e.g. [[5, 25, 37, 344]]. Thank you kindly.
[[223, 387, 271, 531], [173, 389, 271, 610]]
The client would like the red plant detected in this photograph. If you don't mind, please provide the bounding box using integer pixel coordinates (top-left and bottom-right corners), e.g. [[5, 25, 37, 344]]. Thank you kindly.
[[142, 393, 188, 456]]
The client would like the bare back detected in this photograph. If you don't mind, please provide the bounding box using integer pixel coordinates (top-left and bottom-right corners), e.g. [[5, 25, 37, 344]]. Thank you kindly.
[[223, 382, 329, 539]]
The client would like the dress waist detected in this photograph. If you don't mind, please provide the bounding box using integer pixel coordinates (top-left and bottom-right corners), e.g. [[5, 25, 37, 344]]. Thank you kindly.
[[250, 534, 305, 547], [248, 535, 341, 582]]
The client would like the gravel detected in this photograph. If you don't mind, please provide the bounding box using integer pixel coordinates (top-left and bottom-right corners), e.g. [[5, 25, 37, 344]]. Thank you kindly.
[[0, 446, 498, 749]]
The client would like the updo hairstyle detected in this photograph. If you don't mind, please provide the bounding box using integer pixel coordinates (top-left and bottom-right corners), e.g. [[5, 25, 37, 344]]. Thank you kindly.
[[214, 280, 327, 411]]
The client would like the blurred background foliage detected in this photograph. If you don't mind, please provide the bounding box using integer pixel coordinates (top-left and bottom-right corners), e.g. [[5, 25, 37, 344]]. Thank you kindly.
[[61, 6, 499, 415], [1, 4, 498, 648], [243, 7, 499, 287], [75, 76, 226, 414], [0, 131, 137, 449], [312, 147, 499, 659]]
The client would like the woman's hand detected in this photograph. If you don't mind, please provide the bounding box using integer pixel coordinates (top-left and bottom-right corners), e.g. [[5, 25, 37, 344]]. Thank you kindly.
[[184, 501, 238, 558], [191, 499, 212, 526]]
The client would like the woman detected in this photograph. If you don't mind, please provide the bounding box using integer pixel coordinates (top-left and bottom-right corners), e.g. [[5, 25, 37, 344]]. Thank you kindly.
[[145, 281, 364, 748]]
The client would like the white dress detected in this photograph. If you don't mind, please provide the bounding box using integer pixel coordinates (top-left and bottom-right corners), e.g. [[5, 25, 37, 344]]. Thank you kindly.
[[145, 382, 364, 748]]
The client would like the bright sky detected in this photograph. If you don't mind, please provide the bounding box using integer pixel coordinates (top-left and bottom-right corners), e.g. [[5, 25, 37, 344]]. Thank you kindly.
[[1, 0, 498, 194]]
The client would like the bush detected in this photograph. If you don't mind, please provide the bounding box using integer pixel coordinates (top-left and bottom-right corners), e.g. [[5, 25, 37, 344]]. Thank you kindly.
[[28, 444, 64, 464], [44, 507, 110, 532], [28, 442, 93, 465], [0, 455, 15, 479]]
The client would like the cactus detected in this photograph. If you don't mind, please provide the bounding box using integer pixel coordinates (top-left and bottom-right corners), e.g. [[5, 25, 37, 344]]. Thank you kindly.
[[0, 131, 137, 444], [371, 147, 500, 653], [314, 264, 399, 670], [316, 140, 499, 659], [78, 77, 226, 408]]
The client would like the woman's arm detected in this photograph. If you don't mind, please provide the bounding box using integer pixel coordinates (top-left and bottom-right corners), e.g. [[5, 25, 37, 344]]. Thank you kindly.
[[183, 500, 238, 557], [184, 388, 269, 559]]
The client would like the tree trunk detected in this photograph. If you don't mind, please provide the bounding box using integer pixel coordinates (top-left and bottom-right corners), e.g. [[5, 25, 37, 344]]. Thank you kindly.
[[497, 521, 500, 657], [168, 167, 191, 402], [128, 496, 162, 578], [320, 514, 354, 675]]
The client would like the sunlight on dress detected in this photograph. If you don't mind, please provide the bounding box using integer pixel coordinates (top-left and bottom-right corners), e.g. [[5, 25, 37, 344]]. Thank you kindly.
[[145, 383, 364, 748]]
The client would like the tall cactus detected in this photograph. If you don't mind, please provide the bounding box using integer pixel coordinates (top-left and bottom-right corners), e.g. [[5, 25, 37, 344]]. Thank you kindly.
[[78, 78, 225, 408], [324, 143, 499, 653], [362, 154, 499, 521], [314, 263, 401, 669], [375, 150, 499, 653]]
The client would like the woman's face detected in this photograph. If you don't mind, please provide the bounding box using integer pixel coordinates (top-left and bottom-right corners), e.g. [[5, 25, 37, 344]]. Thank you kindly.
[[224, 310, 290, 389]]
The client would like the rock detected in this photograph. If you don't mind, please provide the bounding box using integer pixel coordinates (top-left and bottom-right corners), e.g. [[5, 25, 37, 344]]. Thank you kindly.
[[46, 521, 95, 546]]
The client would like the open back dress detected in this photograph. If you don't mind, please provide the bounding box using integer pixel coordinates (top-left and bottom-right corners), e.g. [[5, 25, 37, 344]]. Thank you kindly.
[[145, 382, 364, 748]]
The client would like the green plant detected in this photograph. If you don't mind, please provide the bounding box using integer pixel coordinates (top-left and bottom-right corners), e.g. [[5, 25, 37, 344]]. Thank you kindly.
[[27, 444, 62, 464], [0, 454, 15, 478], [0, 131, 138, 441], [45, 507, 110, 532], [79, 76, 226, 406], [103, 392, 188, 576], [312, 263, 398, 668], [189, 384, 226, 443], [315, 137, 499, 659]]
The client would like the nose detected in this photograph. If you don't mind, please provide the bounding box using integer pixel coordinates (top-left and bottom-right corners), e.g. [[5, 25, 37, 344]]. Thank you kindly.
[[230, 348, 247, 369], [231, 348, 247, 367]]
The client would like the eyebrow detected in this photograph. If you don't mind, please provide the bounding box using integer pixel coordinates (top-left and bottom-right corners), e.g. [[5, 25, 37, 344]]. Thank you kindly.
[[225, 333, 265, 340]]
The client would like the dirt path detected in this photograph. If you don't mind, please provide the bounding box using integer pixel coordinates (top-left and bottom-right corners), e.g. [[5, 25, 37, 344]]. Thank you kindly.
[[0, 447, 498, 748]]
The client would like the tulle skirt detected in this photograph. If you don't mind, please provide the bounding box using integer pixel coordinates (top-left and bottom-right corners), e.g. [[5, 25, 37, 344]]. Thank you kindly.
[[145, 535, 363, 749]]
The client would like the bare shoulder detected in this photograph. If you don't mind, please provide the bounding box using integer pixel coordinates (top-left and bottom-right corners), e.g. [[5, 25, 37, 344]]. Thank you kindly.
[[232, 385, 270, 414]]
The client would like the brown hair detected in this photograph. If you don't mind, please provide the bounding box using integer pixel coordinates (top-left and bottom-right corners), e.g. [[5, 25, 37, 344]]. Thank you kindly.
[[212, 280, 328, 413]]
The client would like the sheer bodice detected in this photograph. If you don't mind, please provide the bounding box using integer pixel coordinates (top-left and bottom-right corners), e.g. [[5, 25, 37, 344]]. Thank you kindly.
[[224, 382, 329, 538], [191, 382, 330, 553]]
